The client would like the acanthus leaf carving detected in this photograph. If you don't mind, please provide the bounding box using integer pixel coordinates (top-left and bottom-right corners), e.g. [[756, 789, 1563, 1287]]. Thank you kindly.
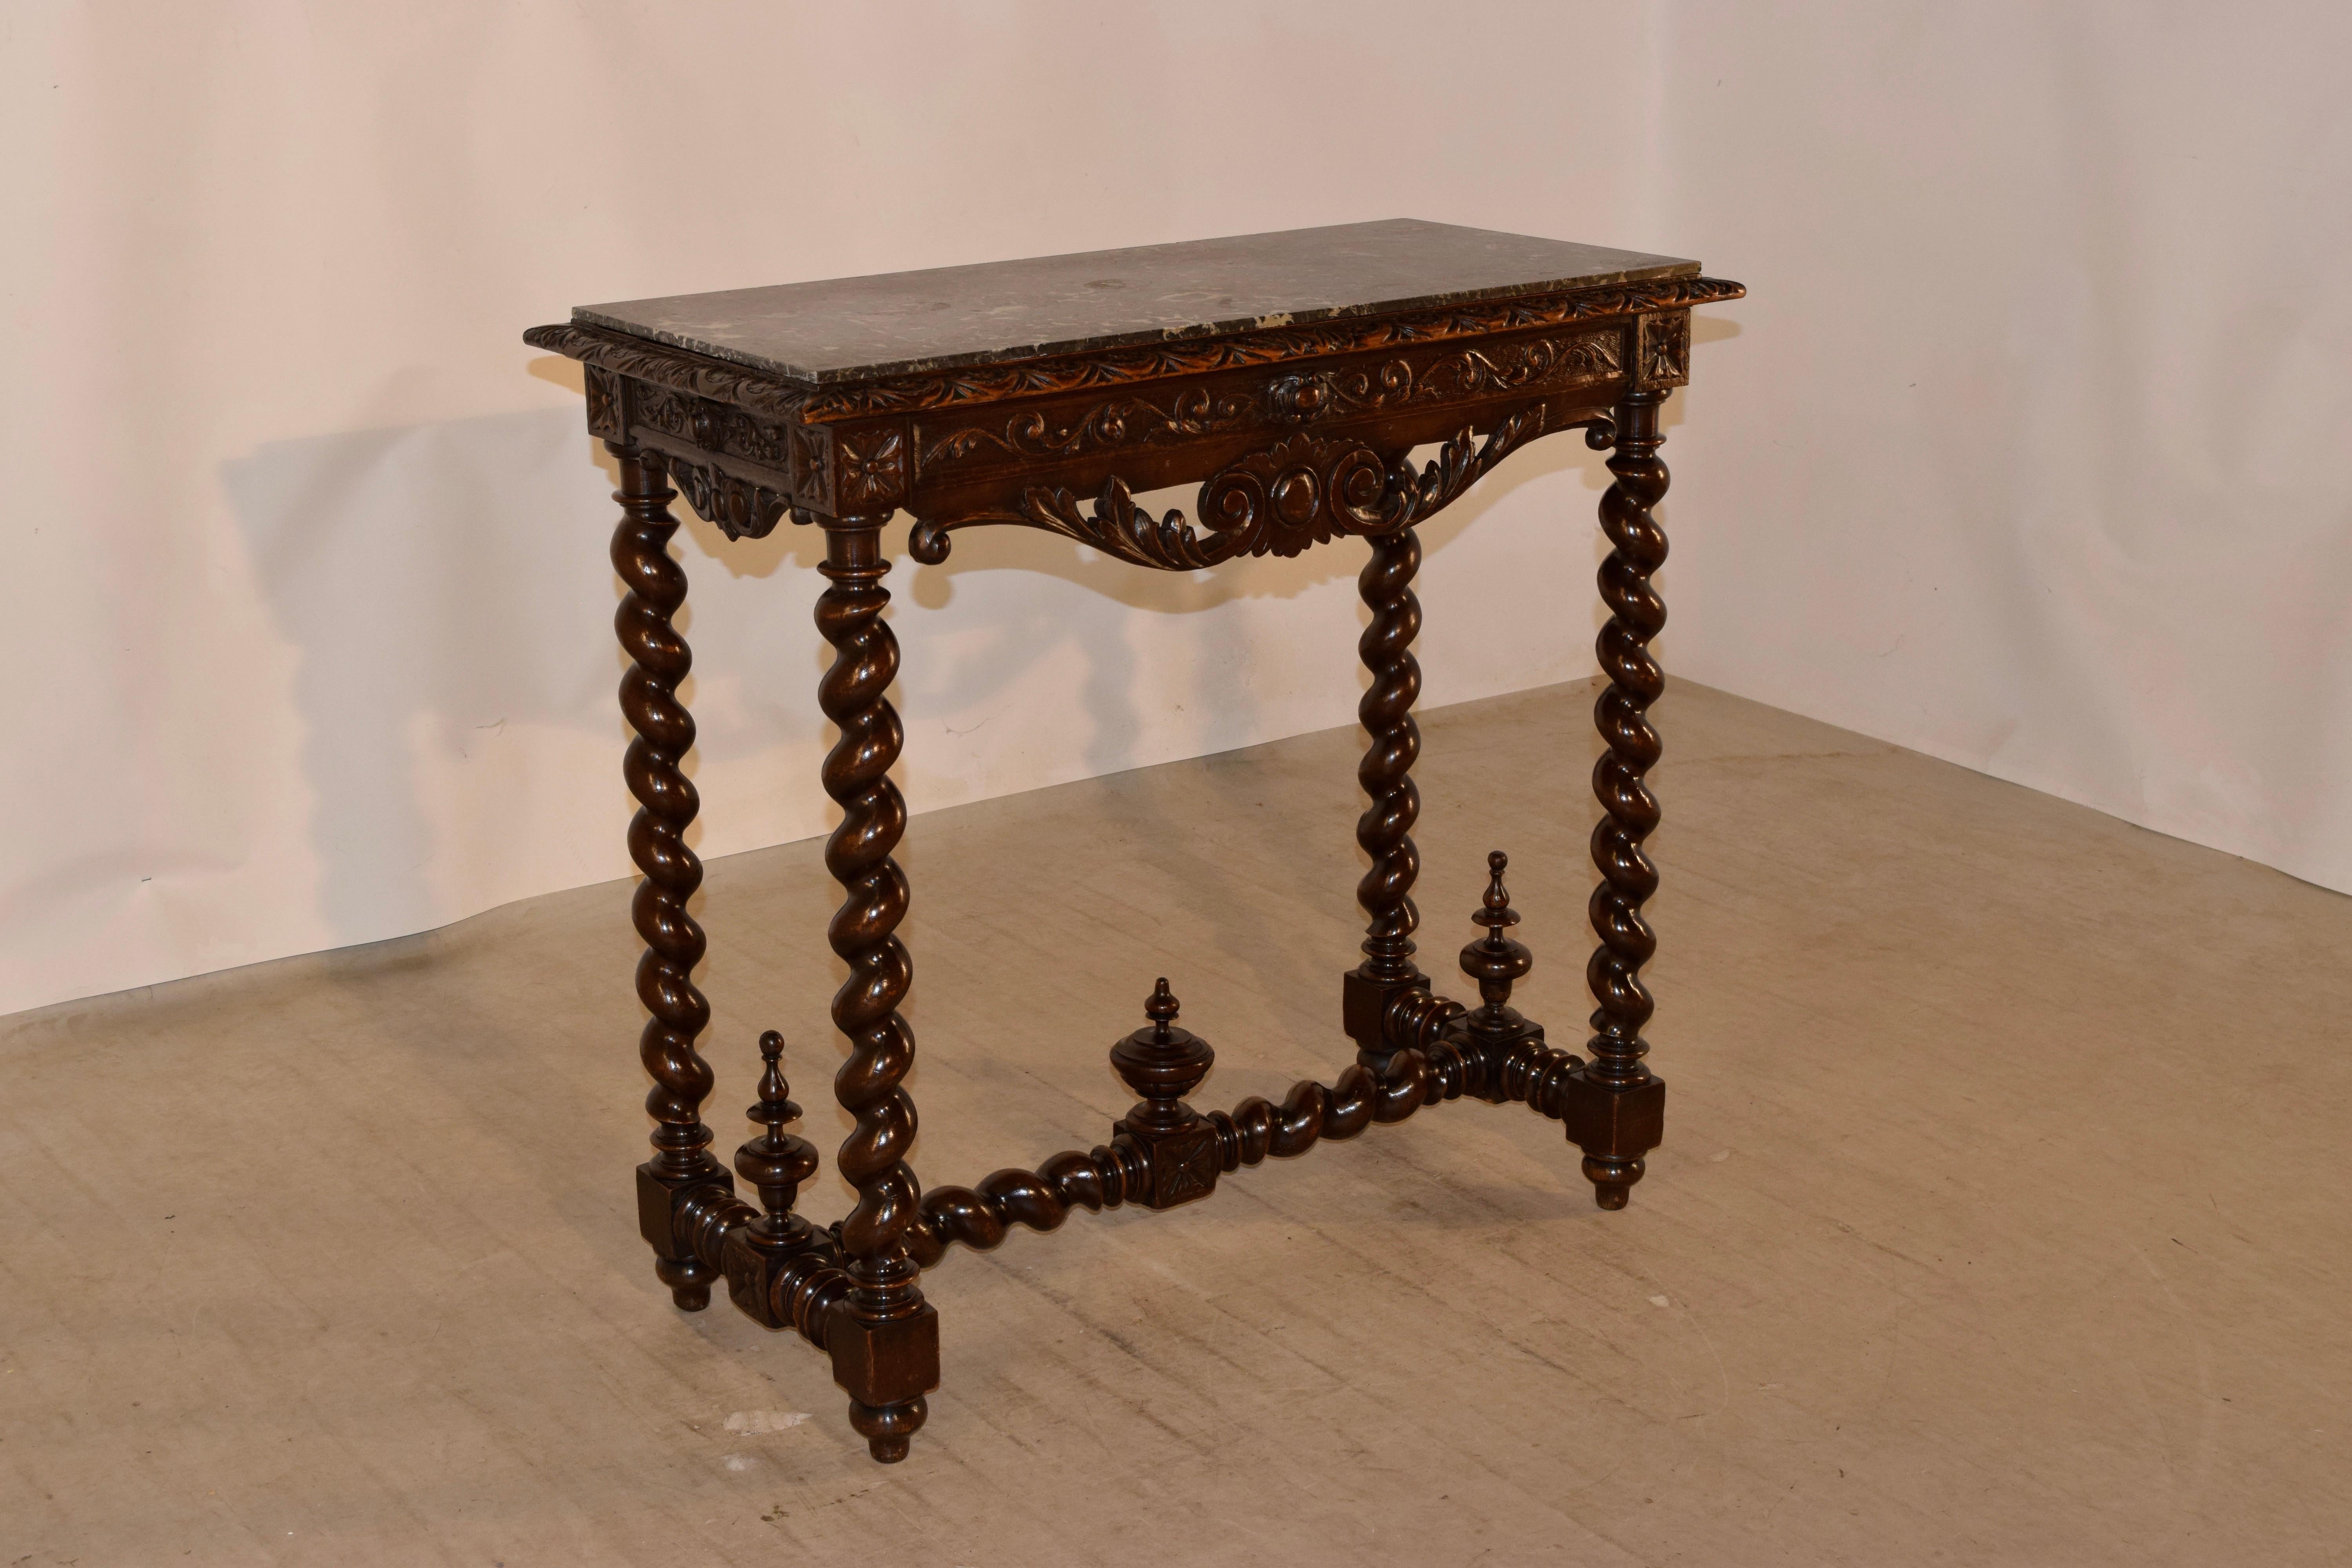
[[908, 408, 1555, 570]]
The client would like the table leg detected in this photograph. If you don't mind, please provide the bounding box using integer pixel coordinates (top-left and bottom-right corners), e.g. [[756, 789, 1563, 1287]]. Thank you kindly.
[[608, 443, 730, 1308], [814, 516, 939, 1463], [1343, 526, 1436, 1067], [1566, 392, 1670, 1209]]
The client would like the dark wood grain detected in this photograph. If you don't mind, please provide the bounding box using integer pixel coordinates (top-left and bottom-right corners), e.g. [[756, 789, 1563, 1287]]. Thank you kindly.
[[533, 225, 1739, 1462], [814, 517, 937, 1463], [1564, 391, 1672, 1208], [608, 445, 732, 1312]]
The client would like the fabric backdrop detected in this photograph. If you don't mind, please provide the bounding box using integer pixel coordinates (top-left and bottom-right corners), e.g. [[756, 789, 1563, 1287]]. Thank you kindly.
[[4, 1, 2345, 1016]]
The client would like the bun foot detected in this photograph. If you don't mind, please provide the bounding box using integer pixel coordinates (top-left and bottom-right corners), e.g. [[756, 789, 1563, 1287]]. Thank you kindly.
[[849, 1396, 927, 1463], [1581, 1153, 1644, 1210]]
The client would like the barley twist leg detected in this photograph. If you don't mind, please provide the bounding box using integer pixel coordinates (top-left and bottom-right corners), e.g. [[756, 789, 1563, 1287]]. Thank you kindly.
[[1343, 526, 1432, 1067], [609, 443, 733, 1307], [1566, 391, 1671, 1209], [815, 517, 937, 1463]]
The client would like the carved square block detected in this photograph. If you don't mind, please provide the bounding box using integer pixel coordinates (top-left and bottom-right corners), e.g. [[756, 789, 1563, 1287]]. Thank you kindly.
[[826, 1302, 941, 1407], [1342, 967, 1425, 1054], [1635, 310, 1692, 390], [1114, 1119, 1221, 1210], [635, 1161, 731, 1256], [1561, 1071, 1666, 1158], [722, 1229, 792, 1331], [1442, 1009, 1547, 1104]]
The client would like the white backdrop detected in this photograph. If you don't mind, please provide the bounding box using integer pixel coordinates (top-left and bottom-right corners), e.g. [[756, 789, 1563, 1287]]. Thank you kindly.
[[4, 2, 2346, 1017]]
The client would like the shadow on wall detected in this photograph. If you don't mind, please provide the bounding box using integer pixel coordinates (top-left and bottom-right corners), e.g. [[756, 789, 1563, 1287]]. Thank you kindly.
[[221, 406, 627, 947], [218, 385, 1608, 955]]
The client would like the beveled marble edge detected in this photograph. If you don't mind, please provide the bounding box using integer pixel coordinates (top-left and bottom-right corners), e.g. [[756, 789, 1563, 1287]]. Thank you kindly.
[[568, 221, 1703, 385]]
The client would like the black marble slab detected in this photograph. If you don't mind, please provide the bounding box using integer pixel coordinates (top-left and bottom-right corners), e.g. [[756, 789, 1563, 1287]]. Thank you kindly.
[[573, 219, 1698, 385]]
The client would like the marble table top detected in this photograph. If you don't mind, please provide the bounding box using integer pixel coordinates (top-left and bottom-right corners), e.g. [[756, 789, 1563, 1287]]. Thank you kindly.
[[572, 219, 1698, 385]]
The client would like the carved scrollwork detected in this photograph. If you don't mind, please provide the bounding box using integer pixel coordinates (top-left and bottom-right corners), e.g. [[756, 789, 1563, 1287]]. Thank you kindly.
[[1197, 434, 1392, 557], [629, 380, 793, 467], [920, 385, 1260, 468], [917, 329, 1622, 477], [909, 408, 1553, 570], [806, 277, 1742, 419], [670, 457, 790, 541]]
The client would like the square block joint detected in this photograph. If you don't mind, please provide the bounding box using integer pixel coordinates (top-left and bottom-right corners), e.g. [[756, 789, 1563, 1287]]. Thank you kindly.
[[827, 1302, 941, 1406], [635, 1160, 732, 1256], [1114, 1118, 1220, 1209], [1562, 1071, 1666, 1157], [1343, 967, 1426, 1054]]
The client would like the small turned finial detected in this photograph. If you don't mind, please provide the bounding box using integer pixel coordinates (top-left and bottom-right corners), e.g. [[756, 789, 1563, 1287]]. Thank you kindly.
[[1474, 851, 1519, 931], [736, 1029, 818, 1237], [1110, 978, 1214, 1137], [1460, 849, 1533, 1019], [1108, 978, 1220, 1209], [1146, 977, 1180, 1040]]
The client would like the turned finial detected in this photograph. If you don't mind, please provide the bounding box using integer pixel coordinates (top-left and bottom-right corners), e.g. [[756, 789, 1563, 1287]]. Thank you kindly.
[[736, 1029, 818, 1235], [1145, 977, 1180, 1040], [1110, 977, 1215, 1140], [1459, 849, 1533, 1016], [1474, 851, 1519, 932]]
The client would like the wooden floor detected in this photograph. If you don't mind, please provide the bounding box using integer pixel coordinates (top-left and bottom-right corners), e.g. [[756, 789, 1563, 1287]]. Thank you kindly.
[[4, 679, 2348, 1566]]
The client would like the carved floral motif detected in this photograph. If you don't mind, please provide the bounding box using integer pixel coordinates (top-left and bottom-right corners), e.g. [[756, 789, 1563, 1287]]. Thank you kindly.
[[1639, 311, 1691, 387], [836, 430, 906, 506]]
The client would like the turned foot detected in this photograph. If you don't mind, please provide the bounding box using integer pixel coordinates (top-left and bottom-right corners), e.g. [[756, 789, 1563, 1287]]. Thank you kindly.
[[849, 1395, 927, 1463]]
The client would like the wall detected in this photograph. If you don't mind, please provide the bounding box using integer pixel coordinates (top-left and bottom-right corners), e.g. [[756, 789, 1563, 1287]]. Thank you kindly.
[[5, 2, 2347, 1018], [1649, 2, 2352, 895], [0, 2, 1654, 1014]]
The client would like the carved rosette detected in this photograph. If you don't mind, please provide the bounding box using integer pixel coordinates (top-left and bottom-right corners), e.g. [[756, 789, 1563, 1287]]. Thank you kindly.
[[1635, 310, 1691, 389]]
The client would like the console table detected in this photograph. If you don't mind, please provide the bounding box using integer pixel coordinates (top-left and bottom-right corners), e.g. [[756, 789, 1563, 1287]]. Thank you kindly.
[[524, 219, 1743, 1462]]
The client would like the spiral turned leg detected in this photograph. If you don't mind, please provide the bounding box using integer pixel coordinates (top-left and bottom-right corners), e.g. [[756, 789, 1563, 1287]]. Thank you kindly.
[[816, 517, 938, 1464], [609, 444, 734, 1308], [1343, 526, 1434, 1069], [1565, 392, 1671, 1210]]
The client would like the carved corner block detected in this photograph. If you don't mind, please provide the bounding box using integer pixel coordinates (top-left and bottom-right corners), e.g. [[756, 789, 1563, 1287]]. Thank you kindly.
[[1111, 1118, 1220, 1209], [1561, 1071, 1665, 1208], [635, 1159, 734, 1308], [1343, 967, 1427, 1057], [831, 425, 909, 512], [790, 423, 834, 514], [722, 1228, 809, 1332], [826, 1300, 941, 1407], [635, 1159, 732, 1255], [1441, 1007, 1547, 1105], [1634, 310, 1691, 390], [584, 365, 626, 441]]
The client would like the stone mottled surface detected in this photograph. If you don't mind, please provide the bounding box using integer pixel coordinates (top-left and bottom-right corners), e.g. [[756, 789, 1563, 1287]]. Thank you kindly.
[[573, 218, 1699, 384]]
